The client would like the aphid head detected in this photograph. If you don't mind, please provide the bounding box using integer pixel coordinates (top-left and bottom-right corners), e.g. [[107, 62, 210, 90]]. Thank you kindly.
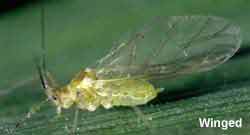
[[45, 86, 76, 110], [45, 86, 60, 106], [35, 56, 76, 111], [35, 61, 62, 107]]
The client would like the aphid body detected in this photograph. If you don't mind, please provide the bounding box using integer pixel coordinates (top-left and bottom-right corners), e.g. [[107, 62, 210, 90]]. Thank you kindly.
[[47, 68, 158, 113]]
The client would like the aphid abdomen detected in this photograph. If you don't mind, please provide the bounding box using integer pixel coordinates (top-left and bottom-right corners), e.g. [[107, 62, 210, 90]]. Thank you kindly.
[[100, 79, 158, 107]]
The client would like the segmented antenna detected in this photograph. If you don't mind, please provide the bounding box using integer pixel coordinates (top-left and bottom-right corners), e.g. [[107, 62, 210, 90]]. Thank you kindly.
[[35, 3, 49, 89], [41, 3, 46, 72], [16, 3, 49, 128], [35, 59, 47, 89]]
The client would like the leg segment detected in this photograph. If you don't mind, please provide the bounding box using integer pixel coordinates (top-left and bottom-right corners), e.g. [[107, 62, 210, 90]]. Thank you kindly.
[[132, 106, 154, 135], [72, 108, 80, 135]]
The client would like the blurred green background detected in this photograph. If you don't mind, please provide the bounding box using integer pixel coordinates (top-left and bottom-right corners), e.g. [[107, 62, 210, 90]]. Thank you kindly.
[[0, 0, 250, 135]]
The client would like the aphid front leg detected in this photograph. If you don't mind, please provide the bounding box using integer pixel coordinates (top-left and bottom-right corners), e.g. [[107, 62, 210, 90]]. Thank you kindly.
[[70, 90, 81, 135], [15, 99, 48, 128], [49, 108, 63, 123], [71, 108, 80, 135], [57, 107, 62, 115]]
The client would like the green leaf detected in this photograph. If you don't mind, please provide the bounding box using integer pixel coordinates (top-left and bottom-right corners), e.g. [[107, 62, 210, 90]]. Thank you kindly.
[[0, 0, 250, 135]]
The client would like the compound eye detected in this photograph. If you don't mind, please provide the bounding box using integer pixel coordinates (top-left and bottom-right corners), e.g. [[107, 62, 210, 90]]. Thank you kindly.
[[52, 95, 57, 100]]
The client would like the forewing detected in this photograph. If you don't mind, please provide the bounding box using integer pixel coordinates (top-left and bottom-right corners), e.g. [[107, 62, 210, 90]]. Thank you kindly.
[[94, 16, 241, 80]]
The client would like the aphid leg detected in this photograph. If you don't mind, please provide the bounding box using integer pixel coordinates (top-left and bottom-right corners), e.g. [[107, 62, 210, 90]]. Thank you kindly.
[[132, 106, 154, 135], [69, 91, 81, 135], [48, 107, 63, 123], [71, 108, 80, 135], [15, 99, 49, 128], [63, 108, 80, 135], [57, 107, 62, 114]]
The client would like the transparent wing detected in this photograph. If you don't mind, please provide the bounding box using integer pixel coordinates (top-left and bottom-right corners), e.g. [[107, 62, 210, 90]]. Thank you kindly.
[[94, 16, 241, 80]]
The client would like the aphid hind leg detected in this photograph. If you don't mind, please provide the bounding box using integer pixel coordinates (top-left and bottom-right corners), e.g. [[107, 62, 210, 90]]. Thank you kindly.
[[132, 106, 154, 135]]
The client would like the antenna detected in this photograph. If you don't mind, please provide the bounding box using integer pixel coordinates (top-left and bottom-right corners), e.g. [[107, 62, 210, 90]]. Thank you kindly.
[[36, 4, 57, 89], [35, 3, 54, 89], [35, 3, 49, 89], [41, 3, 46, 73], [15, 4, 49, 128]]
